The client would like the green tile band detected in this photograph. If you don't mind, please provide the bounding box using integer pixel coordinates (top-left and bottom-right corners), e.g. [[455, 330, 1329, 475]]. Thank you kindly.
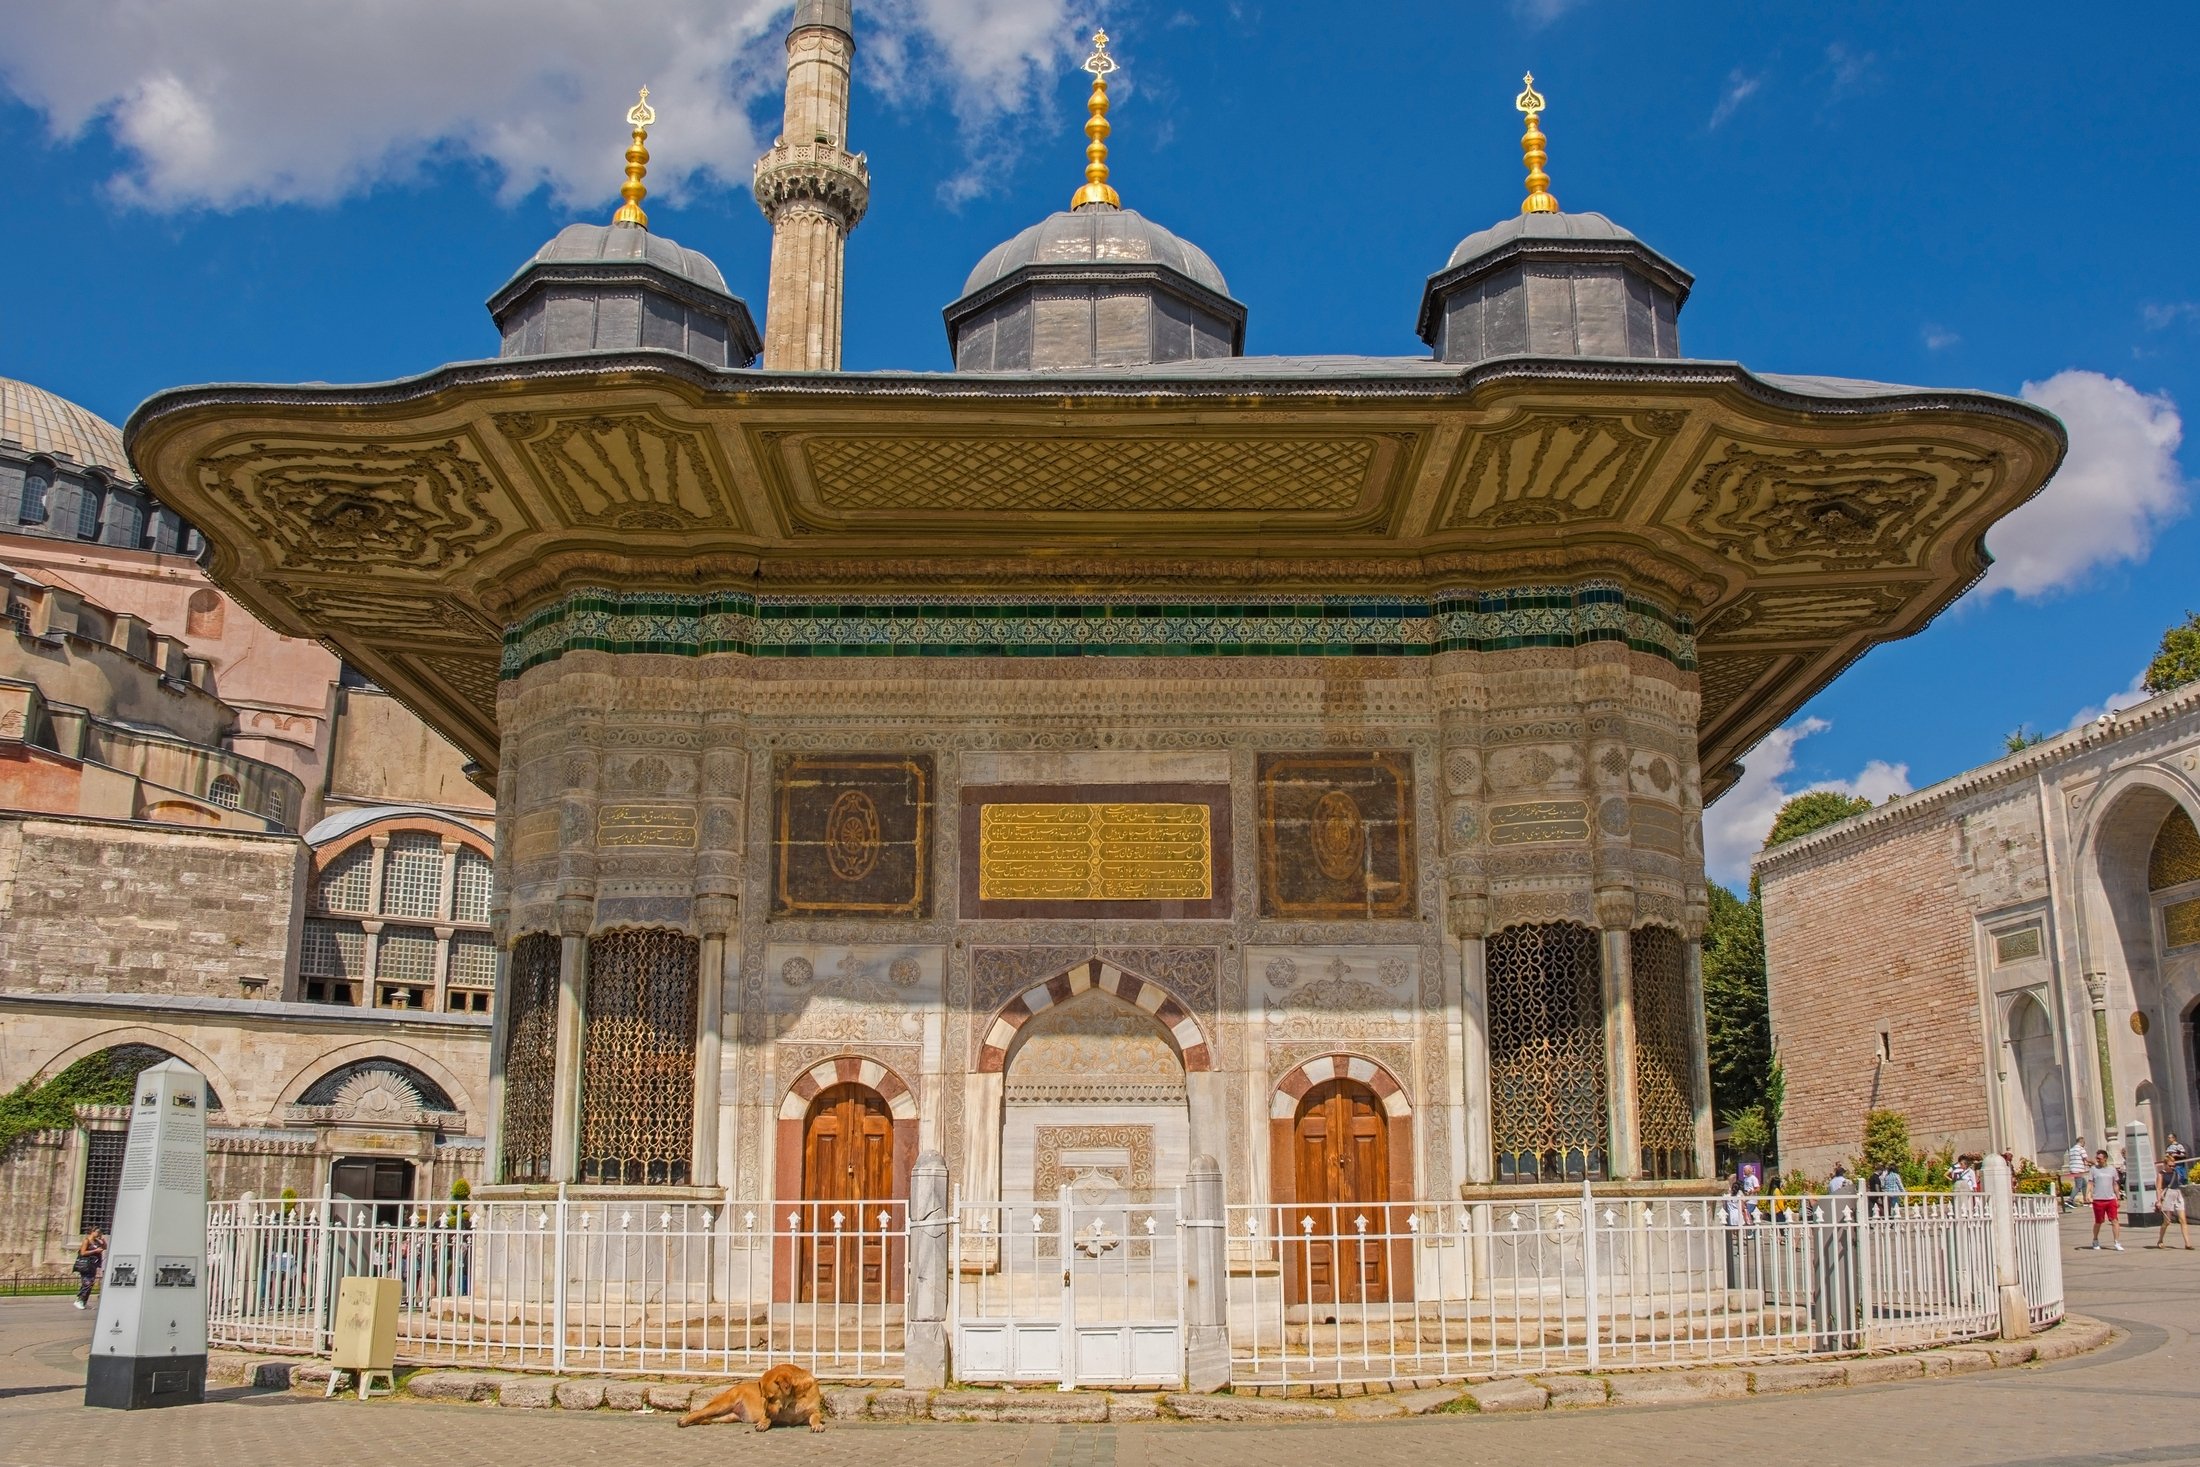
[[501, 581, 1695, 679]]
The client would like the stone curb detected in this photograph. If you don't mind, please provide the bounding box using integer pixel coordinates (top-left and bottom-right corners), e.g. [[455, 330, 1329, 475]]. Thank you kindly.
[[214, 1314, 2114, 1423]]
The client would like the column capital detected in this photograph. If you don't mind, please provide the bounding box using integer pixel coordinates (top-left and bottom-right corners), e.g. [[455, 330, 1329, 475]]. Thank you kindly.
[[694, 895, 738, 936], [1594, 886, 1637, 932], [1446, 893, 1490, 939], [555, 895, 595, 938], [2083, 970, 2110, 1009]]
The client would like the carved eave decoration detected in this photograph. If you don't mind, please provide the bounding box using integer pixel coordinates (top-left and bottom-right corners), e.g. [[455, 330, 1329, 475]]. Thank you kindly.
[[125, 354, 2064, 791]]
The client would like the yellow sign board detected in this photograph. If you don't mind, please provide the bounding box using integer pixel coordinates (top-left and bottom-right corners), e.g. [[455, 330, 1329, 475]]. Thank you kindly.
[[979, 803, 1212, 901]]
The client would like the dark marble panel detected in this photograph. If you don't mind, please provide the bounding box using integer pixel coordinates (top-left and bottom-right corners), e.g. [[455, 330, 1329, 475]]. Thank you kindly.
[[772, 753, 933, 917], [1257, 751, 1417, 919]]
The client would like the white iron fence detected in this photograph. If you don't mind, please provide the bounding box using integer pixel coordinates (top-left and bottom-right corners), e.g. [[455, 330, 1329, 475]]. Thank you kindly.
[[205, 1184, 2064, 1388], [1224, 1188, 2065, 1386], [206, 1195, 907, 1379]]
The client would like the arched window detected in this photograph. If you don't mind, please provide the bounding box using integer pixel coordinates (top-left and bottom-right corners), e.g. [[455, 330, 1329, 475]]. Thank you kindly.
[[452, 848, 493, 923], [1630, 925, 1698, 1180], [207, 775, 241, 810], [76, 478, 104, 539], [299, 1058, 457, 1112], [18, 458, 52, 524], [381, 832, 445, 918], [501, 934, 561, 1182], [314, 843, 372, 913]]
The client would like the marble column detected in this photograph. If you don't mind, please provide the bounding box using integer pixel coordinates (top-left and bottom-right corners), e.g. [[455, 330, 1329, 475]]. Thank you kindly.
[[691, 897, 735, 1188], [549, 898, 593, 1183], [1683, 927, 1716, 1179], [1596, 889, 1639, 1181], [1449, 889, 1493, 1185]]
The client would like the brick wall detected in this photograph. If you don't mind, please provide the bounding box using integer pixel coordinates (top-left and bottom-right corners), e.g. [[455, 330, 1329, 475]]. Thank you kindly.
[[0, 813, 304, 997], [1761, 814, 1992, 1176]]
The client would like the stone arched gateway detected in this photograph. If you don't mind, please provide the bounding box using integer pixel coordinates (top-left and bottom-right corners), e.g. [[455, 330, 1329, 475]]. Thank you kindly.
[[773, 1057, 919, 1305]]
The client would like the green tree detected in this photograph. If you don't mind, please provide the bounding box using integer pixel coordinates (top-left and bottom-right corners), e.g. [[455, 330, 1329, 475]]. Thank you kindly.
[[1861, 1109, 1912, 1174], [2003, 725, 2049, 755], [0, 1049, 148, 1157], [2145, 610, 2200, 695], [1764, 790, 1876, 849], [1703, 883, 1771, 1126]]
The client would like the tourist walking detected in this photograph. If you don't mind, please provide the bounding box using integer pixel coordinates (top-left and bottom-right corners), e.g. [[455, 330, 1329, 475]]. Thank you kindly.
[[71, 1228, 106, 1308], [2087, 1150, 2124, 1250], [2066, 1137, 2090, 1210], [2154, 1156, 2191, 1249]]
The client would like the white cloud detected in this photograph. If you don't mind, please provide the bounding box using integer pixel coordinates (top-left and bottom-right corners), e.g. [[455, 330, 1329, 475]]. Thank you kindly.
[[1979, 371, 2188, 597], [1708, 68, 1763, 130], [2063, 669, 2152, 731], [0, 0, 1093, 212], [2143, 301, 2200, 331], [1707, 718, 1910, 888], [1824, 42, 1874, 95], [1922, 323, 1960, 352], [1511, 0, 1591, 26]]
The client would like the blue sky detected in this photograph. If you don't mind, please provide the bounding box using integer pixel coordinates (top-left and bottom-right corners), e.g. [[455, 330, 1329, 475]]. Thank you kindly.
[[2, 1, 2194, 885]]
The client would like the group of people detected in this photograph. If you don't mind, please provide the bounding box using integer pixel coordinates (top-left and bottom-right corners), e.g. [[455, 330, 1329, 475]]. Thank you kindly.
[[2061, 1135, 2190, 1251]]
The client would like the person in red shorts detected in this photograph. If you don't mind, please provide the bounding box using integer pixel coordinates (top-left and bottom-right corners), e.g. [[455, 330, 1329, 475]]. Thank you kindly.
[[2087, 1149, 2124, 1250]]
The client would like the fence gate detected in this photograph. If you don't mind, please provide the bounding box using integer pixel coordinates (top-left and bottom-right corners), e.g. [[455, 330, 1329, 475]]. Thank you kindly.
[[950, 1187, 1184, 1387]]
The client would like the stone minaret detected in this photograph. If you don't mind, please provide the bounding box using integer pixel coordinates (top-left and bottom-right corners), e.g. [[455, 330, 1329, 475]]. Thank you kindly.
[[753, 0, 870, 370]]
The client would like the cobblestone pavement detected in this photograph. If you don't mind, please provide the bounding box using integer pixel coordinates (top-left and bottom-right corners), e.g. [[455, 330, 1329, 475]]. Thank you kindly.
[[3, 1215, 2193, 1467]]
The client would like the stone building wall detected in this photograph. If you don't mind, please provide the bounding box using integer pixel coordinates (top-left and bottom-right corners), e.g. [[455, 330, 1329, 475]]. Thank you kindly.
[[0, 812, 305, 997], [1760, 807, 1994, 1177], [488, 583, 1713, 1204]]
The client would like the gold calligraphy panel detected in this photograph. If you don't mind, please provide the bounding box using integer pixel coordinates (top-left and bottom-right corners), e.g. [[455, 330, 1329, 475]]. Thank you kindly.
[[2165, 897, 2200, 951], [979, 803, 1212, 901], [1488, 800, 1592, 846], [597, 803, 698, 848]]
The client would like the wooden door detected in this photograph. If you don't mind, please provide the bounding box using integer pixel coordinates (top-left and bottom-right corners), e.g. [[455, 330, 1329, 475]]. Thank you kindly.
[[1289, 1079, 1391, 1305], [800, 1084, 896, 1303]]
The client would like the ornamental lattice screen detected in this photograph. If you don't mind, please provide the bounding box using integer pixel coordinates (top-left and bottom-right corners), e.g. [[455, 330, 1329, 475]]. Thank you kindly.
[[1630, 924, 1698, 1179], [500, 933, 560, 1183], [1487, 921, 1607, 1182], [578, 928, 699, 1186]]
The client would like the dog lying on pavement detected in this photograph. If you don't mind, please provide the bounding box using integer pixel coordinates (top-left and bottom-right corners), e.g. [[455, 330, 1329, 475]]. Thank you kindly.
[[677, 1363, 827, 1431]]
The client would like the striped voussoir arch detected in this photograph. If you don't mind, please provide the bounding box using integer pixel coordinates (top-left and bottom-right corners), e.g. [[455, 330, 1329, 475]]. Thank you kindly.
[[1269, 1053, 1411, 1119], [977, 958, 1212, 1074], [778, 1055, 918, 1120]]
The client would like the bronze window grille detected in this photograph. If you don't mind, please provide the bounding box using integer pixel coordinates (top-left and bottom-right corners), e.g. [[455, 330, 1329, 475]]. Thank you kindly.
[[500, 933, 560, 1183], [578, 928, 699, 1186], [1630, 924, 1699, 1180], [1488, 921, 1608, 1182]]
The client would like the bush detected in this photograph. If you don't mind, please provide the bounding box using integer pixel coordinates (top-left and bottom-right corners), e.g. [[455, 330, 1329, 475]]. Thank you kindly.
[[1726, 1105, 1773, 1159], [450, 1178, 472, 1201], [1861, 1110, 1912, 1174], [0, 1050, 148, 1157]]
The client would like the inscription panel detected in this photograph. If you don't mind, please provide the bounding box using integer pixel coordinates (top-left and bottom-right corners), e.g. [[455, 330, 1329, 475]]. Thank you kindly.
[[959, 784, 1232, 920], [597, 803, 698, 848], [1488, 800, 1591, 846], [979, 803, 1212, 902]]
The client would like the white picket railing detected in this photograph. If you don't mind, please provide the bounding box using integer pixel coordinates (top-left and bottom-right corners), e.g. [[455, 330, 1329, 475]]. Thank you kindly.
[[1223, 1188, 2042, 1386], [205, 1194, 907, 1379], [204, 1183, 2064, 1388]]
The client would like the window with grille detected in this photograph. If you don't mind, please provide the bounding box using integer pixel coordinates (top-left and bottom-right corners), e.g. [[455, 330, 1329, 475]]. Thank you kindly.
[[207, 775, 240, 809], [381, 833, 445, 918], [1487, 922, 1608, 1183], [19, 461, 50, 524], [379, 926, 437, 983], [578, 928, 699, 1186], [1630, 925, 1699, 1180], [315, 844, 372, 914], [447, 930, 495, 988], [452, 849, 493, 923], [78, 1129, 128, 1233], [301, 918, 365, 978], [501, 934, 561, 1183], [76, 486, 102, 539]]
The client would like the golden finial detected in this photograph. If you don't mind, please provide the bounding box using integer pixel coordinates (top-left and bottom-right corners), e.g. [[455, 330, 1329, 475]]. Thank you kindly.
[[1515, 72, 1558, 215], [1070, 30, 1120, 210], [612, 86, 655, 227]]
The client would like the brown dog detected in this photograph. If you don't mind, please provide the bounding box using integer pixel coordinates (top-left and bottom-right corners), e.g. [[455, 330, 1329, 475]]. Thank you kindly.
[[676, 1363, 826, 1431]]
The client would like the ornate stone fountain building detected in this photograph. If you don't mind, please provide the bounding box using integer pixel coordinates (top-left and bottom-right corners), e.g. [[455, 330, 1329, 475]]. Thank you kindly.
[[125, 26, 2062, 1234]]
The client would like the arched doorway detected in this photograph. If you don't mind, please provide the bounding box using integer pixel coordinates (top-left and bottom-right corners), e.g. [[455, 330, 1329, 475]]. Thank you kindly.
[[1290, 1078, 1391, 1305], [799, 1083, 898, 1303], [2005, 993, 2068, 1163], [1000, 986, 1191, 1205]]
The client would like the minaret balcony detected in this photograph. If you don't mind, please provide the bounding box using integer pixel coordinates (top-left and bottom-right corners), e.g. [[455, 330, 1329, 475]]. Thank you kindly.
[[753, 140, 871, 227]]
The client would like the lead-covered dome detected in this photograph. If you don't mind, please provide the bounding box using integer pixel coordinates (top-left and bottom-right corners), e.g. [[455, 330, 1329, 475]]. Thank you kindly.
[[488, 222, 762, 367], [1418, 209, 1693, 365], [0, 377, 129, 476], [946, 205, 1246, 372]]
